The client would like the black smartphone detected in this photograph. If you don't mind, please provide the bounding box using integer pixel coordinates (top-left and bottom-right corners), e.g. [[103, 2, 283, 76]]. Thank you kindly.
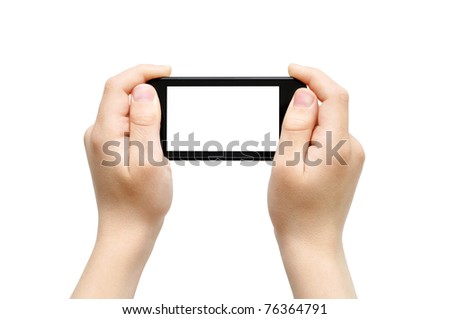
[[148, 77, 305, 161]]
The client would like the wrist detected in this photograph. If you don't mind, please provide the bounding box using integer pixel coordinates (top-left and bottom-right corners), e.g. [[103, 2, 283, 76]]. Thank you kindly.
[[275, 236, 356, 298], [275, 232, 345, 266], [274, 224, 344, 252], [95, 217, 164, 260], [71, 221, 163, 298]]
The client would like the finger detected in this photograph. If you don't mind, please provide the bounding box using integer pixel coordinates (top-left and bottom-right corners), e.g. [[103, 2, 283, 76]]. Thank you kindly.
[[288, 63, 349, 137], [288, 64, 345, 102], [96, 64, 171, 137], [274, 88, 318, 170], [129, 84, 165, 167]]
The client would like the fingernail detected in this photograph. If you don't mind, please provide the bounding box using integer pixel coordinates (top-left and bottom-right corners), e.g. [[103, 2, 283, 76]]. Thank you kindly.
[[294, 90, 314, 107], [132, 84, 155, 102]]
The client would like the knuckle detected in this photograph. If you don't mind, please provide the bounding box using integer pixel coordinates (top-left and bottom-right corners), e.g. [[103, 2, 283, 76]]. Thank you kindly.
[[135, 63, 153, 69], [131, 112, 159, 127], [335, 87, 350, 103], [339, 143, 352, 162], [103, 76, 119, 93], [134, 63, 146, 69], [89, 127, 106, 149], [83, 125, 94, 148], [351, 137, 366, 165], [282, 116, 311, 132]]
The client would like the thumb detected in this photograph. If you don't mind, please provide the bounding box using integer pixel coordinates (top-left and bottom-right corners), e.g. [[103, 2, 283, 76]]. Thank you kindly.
[[129, 84, 165, 167], [275, 88, 318, 167]]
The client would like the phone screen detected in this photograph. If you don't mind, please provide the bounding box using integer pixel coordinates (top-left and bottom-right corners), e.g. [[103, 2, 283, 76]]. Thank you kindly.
[[166, 86, 279, 152]]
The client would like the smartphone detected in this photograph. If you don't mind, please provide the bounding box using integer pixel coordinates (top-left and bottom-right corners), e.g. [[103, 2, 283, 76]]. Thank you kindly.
[[148, 77, 305, 161]]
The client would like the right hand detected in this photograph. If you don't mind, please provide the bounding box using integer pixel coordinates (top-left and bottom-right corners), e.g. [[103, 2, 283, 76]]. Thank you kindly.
[[267, 64, 365, 298]]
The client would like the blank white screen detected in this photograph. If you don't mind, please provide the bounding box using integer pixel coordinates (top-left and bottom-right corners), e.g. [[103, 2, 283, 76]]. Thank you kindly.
[[167, 86, 279, 152]]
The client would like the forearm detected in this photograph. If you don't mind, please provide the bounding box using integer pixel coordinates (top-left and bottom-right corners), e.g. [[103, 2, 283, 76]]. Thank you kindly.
[[277, 237, 356, 299], [71, 226, 160, 299]]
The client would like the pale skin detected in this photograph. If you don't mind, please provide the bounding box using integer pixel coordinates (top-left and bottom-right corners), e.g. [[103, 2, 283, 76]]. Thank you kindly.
[[268, 64, 364, 298], [71, 63, 364, 299], [71, 65, 173, 298]]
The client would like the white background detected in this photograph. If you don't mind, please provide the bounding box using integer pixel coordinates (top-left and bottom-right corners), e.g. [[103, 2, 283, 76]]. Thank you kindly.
[[0, 0, 449, 318], [167, 86, 279, 151]]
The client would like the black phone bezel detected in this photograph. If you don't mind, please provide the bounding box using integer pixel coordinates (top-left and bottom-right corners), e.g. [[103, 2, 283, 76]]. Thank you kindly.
[[147, 77, 305, 161]]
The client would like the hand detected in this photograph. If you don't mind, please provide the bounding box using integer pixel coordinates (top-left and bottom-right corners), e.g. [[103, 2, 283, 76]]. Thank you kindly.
[[268, 64, 365, 298], [72, 64, 172, 298]]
